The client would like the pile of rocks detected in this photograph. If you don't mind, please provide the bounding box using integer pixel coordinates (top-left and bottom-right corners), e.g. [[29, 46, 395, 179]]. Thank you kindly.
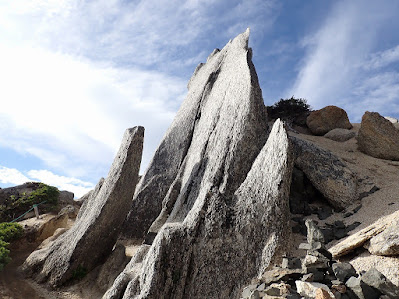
[[241, 220, 398, 299]]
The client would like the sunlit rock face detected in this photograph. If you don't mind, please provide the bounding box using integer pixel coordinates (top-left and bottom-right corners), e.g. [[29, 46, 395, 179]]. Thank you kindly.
[[105, 30, 295, 299], [22, 126, 144, 287]]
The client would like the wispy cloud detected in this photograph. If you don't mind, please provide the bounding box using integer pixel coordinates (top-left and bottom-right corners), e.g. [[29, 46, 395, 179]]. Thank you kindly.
[[0, 166, 92, 197], [289, 0, 399, 121], [0, 0, 279, 186]]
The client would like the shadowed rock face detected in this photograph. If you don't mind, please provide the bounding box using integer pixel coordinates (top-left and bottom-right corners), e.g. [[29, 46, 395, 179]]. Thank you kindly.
[[104, 120, 293, 299], [22, 127, 144, 287], [121, 28, 268, 240], [290, 136, 358, 210]]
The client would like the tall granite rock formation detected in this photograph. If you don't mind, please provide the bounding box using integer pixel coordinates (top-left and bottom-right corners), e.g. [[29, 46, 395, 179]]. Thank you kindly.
[[105, 120, 293, 299], [122, 28, 268, 240], [22, 127, 144, 287], [105, 30, 293, 299]]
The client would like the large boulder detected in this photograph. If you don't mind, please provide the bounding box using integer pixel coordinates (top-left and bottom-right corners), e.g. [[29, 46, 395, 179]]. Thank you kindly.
[[22, 127, 144, 287], [105, 120, 293, 299], [357, 111, 399, 161], [290, 136, 358, 210], [306, 105, 352, 135], [121, 28, 268, 240]]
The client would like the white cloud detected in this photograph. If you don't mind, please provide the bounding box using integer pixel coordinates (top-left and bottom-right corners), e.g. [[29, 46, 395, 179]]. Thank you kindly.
[[0, 166, 30, 185], [363, 45, 399, 70], [0, 0, 279, 185], [27, 169, 94, 198], [0, 165, 93, 198], [289, 0, 399, 121]]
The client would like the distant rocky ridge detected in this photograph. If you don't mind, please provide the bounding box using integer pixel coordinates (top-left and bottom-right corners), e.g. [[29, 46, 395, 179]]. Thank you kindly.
[[16, 29, 399, 299]]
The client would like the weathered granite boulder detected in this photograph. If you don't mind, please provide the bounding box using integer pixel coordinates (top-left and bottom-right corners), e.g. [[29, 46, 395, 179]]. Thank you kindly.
[[58, 190, 74, 206], [358, 111, 399, 161], [324, 128, 356, 142], [290, 136, 358, 210], [306, 106, 352, 135], [22, 127, 144, 287], [105, 118, 293, 299], [368, 219, 399, 256]]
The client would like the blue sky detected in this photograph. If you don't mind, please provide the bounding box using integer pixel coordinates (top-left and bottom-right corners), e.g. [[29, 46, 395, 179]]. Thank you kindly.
[[1, 0, 399, 197]]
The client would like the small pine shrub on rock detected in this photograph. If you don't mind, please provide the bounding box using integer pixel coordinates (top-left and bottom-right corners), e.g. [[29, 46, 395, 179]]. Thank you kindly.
[[267, 97, 311, 126], [0, 222, 23, 270]]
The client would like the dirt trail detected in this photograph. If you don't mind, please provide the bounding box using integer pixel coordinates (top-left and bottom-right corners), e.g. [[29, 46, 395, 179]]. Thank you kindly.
[[0, 242, 45, 299]]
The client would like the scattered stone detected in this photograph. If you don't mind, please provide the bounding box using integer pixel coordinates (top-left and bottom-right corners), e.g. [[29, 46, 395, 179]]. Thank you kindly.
[[346, 276, 381, 299], [306, 219, 325, 245], [22, 127, 144, 287], [282, 257, 302, 269], [358, 186, 380, 200], [295, 281, 335, 298], [299, 242, 322, 250], [332, 262, 357, 282], [361, 268, 399, 298], [334, 228, 348, 240], [302, 273, 314, 282], [316, 287, 335, 299], [242, 284, 258, 298], [291, 136, 358, 210], [329, 210, 399, 257], [346, 222, 361, 233], [318, 206, 334, 220], [306, 105, 352, 136], [353, 204, 362, 213], [357, 111, 399, 161], [324, 128, 356, 142], [343, 212, 353, 218]]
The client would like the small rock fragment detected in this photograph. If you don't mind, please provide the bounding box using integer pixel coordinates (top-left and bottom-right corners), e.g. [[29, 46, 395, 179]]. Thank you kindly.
[[332, 262, 357, 282]]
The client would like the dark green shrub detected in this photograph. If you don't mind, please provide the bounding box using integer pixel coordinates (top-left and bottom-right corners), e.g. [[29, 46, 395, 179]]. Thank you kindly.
[[0, 183, 60, 222], [0, 222, 23, 270], [267, 96, 311, 125], [0, 222, 24, 242]]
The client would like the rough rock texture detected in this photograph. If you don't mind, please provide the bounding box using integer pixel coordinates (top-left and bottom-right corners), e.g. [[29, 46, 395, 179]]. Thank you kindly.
[[361, 268, 399, 298], [368, 219, 399, 256], [324, 128, 356, 142], [357, 111, 399, 161], [290, 136, 358, 210], [76, 177, 105, 221], [105, 116, 293, 298], [295, 281, 335, 298], [58, 190, 75, 206], [22, 127, 144, 287], [122, 29, 268, 242], [329, 210, 399, 258], [96, 244, 130, 292], [306, 105, 352, 135]]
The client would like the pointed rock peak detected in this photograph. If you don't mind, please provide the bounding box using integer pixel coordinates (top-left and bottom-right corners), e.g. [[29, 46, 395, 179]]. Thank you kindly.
[[231, 28, 250, 49]]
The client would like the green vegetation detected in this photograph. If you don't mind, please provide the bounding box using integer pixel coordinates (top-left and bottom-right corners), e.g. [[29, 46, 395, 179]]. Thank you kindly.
[[0, 183, 60, 222], [267, 96, 311, 125], [0, 222, 23, 270]]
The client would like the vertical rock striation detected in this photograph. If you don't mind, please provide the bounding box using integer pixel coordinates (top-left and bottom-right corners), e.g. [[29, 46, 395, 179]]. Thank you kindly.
[[121, 28, 267, 240], [22, 126, 144, 287], [106, 30, 294, 298]]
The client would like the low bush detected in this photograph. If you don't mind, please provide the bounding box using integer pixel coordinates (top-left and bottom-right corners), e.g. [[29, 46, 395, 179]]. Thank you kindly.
[[0, 222, 23, 270], [267, 97, 311, 126], [0, 183, 60, 222]]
